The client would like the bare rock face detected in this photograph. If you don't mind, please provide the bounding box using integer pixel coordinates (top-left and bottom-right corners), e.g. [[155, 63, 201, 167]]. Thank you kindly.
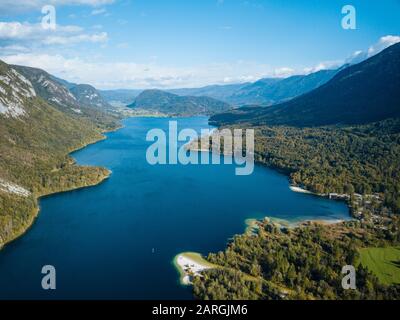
[[11, 64, 80, 111], [0, 61, 36, 118]]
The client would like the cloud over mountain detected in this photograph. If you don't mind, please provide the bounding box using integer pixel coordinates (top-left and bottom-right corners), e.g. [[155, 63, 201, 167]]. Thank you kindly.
[[0, 22, 108, 46], [0, 0, 114, 14]]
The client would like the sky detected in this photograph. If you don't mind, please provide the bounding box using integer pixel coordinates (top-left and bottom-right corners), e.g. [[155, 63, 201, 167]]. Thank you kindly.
[[0, 0, 399, 89]]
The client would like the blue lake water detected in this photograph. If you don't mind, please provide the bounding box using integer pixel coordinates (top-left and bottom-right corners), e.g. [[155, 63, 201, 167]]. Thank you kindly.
[[0, 117, 349, 299]]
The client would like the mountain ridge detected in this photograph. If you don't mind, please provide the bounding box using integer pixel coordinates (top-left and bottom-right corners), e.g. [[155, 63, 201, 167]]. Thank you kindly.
[[128, 89, 232, 116], [11, 64, 117, 130], [210, 43, 400, 127], [1, 58, 116, 247]]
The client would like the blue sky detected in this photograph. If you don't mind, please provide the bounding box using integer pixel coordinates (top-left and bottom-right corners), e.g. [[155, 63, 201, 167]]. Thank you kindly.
[[0, 0, 399, 89]]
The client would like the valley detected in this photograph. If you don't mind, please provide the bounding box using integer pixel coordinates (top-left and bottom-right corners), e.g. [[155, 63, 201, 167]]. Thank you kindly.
[[0, 41, 399, 301]]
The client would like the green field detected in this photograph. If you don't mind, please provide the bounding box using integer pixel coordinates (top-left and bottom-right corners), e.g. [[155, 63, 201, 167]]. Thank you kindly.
[[359, 247, 400, 285]]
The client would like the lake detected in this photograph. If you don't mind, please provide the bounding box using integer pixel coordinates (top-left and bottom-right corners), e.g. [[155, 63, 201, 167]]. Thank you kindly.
[[0, 117, 349, 299]]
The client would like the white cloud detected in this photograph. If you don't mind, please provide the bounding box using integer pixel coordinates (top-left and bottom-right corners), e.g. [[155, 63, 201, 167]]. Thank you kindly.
[[91, 8, 107, 15], [345, 35, 400, 65], [0, 22, 82, 39], [305, 35, 400, 74], [344, 50, 367, 65], [367, 35, 400, 57], [1, 35, 398, 90], [0, 53, 276, 89], [0, 0, 114, 14], [303, 60, 343, 74], [0, 22, 108, 46], [43, 32, 108, 44], [0, 45, 30, 54], [273, 67, 295, 78]]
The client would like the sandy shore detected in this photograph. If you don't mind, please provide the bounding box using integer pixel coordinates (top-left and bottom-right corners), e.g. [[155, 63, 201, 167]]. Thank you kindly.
[[289, 185, 313, 194], [173, 252, 215, 285]]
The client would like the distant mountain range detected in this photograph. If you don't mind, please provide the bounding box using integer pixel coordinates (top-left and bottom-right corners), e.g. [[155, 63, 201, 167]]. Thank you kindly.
[[210, 43, 400, 127], [128, 89, 231, 116], [99, 89, 143, 106], [168, 83, 249, 102], [98, 84, 248, 107], [7, 42, 396, 127], [225, 68, 341, 106], [99, 67, 342, 109]]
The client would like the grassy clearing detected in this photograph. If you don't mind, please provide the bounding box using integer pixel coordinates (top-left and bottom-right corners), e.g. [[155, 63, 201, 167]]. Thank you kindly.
[[359, 247, 400, 285]]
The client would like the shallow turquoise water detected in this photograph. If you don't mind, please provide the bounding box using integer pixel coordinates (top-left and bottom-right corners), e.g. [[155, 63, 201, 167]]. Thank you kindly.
[[0, 117, 349, 299]]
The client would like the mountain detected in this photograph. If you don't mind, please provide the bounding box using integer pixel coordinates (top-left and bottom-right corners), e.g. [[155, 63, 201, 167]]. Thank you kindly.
[[0, 61, 36, 118], [168, 83, 249, 102], [49, 75, 77, 90], [12, 65, 81, 111], [128, 89, 231, 116], [11, 65, 117, 130], [46, 76, 112, 110], [69, 84, 111, 110], [165, 68, 339, 106], [0, 59, 115, 247], [99, 89, 143, 106], [225, 78, 280, 105], [99, 84, 247, 107], [210, 43, 400, 127], [226, 69, 340, 106], [99, 69, 338, 108]]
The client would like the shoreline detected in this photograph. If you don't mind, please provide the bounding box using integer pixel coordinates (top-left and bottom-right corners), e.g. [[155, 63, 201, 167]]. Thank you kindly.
[[175, 137, 352, 286], [289, 185, 314, 194], [186, 133, 351, 220], [173, 252, 216, 286], [0, 124, 119, 251]]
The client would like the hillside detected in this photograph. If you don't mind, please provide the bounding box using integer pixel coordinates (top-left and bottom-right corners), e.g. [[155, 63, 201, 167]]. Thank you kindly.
[[11, 65, 118, 130], [47, 75, 114, 111], [99, 69, 339, 108], [227, 69, 339, 106], [12, 65, 80, 110], [168, 83, 249, 102], [69, 84, 112, 110], [168, 68, 338, 106], [194, 215, 400, 300], [128, 89, 231, 116], [0, 59, 115, 248], [210, 43, 400, 127], [99, 89, 143, 106]]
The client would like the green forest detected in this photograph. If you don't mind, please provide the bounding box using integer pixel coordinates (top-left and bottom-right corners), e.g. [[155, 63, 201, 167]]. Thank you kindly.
[[194, 218, 400, 300], [0, 94, 118, 248], [193, 118, 400, 300], [251, 119, 400, 213]]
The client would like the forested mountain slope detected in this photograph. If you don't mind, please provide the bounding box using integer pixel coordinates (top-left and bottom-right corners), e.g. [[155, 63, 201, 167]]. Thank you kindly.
[[129, 89, 231, 116], [210, 43, 400, 127], [0, 59, 116, 248]]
